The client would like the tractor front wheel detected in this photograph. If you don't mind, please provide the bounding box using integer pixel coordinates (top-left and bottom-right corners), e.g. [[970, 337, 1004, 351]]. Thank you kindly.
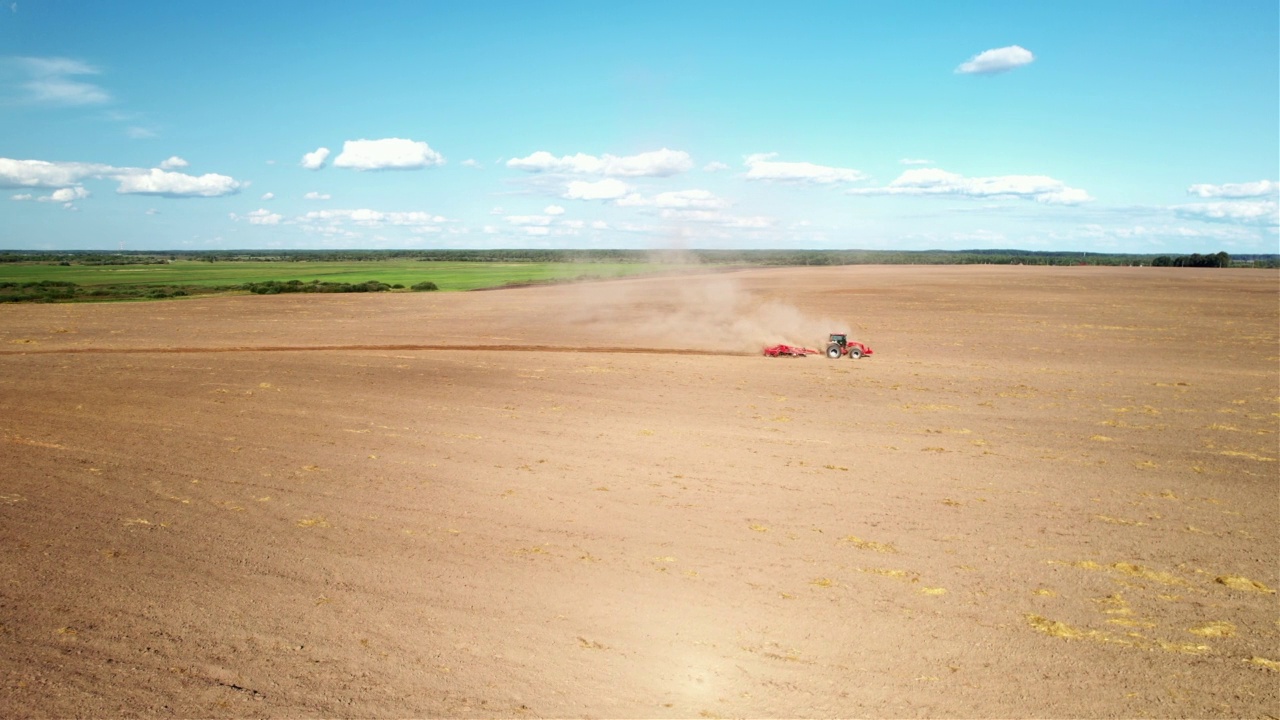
[[848, 346, 863, 359], [826, 344, 841, 359]]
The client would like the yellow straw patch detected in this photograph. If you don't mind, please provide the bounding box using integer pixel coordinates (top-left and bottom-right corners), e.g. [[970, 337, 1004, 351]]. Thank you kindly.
[[842, 535, 898, 553], [1094, 515, 1146, 526], [1110, 562, 1185, 585], [1159, 641, 1211, 655], [1215, 575, 1275, 593], [1188, 621, 1235, 638], [859, 568, 913, 579], [1026, 614, 1084, 639], [1217, 450, 1275, 462]]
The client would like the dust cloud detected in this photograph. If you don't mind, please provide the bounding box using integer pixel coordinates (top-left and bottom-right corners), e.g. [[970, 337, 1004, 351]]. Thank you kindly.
[[568, 271, 841, 353]]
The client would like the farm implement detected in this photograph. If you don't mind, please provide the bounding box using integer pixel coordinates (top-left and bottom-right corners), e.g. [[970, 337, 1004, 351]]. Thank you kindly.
[[762, 334, 874, 359], [762, 344, 820, 357]]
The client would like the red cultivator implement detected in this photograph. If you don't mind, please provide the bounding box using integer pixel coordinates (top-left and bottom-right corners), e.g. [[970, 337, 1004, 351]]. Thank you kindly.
[[762, 344, 820, 357]]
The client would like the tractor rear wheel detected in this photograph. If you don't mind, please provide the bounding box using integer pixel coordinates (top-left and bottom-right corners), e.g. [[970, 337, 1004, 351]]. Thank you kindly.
[[848, 346, 863, 359], [825, 344, 841, 359]]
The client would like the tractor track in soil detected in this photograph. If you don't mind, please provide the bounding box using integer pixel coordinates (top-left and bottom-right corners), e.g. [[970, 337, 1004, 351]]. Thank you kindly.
[[0, 343, 751, 358]]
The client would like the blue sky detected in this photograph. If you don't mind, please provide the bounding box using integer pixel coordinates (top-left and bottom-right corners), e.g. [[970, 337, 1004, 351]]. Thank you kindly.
[[1, 1, 1277, 253]]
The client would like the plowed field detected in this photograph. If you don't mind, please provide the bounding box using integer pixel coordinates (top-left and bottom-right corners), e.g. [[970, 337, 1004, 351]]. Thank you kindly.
[[1, 265, 1276, 717]]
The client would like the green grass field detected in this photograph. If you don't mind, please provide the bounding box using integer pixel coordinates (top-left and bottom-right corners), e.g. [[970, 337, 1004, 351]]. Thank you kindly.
[[0, 260, 677, 293]]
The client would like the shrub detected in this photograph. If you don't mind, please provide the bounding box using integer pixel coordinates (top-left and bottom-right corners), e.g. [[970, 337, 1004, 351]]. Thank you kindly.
[[411, 281, 439, 291]]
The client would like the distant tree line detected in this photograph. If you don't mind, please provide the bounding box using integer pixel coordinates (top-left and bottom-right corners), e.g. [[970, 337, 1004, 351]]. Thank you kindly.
[[0, 280, 205, 303], [243, 279, 397, 294], [0, 253, 176, 265], [0, 279, 439, 303], [1149, 252, 1232, 268]]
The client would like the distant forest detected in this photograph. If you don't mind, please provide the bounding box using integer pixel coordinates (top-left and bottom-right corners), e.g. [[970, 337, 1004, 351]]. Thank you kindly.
[[0, 248, 1275, 268]]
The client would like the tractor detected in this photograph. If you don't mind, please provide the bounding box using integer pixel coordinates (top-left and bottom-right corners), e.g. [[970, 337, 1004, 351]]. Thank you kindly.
[[825, 333, 873, 359]]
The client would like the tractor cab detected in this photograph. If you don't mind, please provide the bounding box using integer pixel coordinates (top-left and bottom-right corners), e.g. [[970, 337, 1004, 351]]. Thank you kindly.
[[828, 333, 848, 346]]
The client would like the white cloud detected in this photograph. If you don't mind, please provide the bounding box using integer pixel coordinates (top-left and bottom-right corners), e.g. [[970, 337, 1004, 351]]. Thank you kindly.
[[1037, 188, 1093, 205], [159, 156, 188, 170], [508, 148, 692, 177], [16, 56, 111, 105], [2, 156, 245, 200], [900, 158, 932, 165], [115, 168, 241, 198], [230, 208, 283, 225], [615, 189, 729, 209], [1186, 180, 1278, 199], [260, 192, 274, 200], [505, 214, 555, 226], [743, 153, 864, 183], [1049, 223, 1260, 247], [145, 208, 159, 215], [300, 147, 330, 170], [0, 157, 115, 188], [657, 209, 776, 229], [304, 191, 331, 200], [332, 138, 444, 171], [849, 168, 1092, 204], [543, 204, 565, 215], [11, 193, 31, 200], [956, 45, 1035, 75], [564, 178, 631, 200], [299, 208, 447, 228], [1172, 200, 1279, 225], [722, 215, 775, 229], [604, 148, 692, 177], [126, 126, 158, 140], [508, 151, 592, 173], [703, 161, 730, 172], [38, 186, 90, 203], [461, 158, 482, 169]]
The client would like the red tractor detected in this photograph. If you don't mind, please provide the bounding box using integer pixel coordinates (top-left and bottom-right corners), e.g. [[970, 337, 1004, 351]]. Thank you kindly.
[[763, 334, 873, 359], [825, 333, 872, 359]]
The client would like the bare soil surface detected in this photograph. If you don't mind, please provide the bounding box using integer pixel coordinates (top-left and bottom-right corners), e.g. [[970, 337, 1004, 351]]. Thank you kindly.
[[1, 265, 1276, 718]]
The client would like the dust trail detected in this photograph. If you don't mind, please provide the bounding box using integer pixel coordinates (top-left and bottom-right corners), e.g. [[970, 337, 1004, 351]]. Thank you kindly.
[[0, 344, 751, 357], [568, 270, 841, 353]]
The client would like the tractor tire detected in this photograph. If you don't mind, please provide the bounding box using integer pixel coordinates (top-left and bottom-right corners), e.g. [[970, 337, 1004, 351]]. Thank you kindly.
[[826, 344, 841, 359], [848, 346, 863, 359]]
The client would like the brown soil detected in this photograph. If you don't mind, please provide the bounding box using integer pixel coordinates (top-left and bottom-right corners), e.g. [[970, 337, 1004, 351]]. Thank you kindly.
[[1, 265, 1276, 718]]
